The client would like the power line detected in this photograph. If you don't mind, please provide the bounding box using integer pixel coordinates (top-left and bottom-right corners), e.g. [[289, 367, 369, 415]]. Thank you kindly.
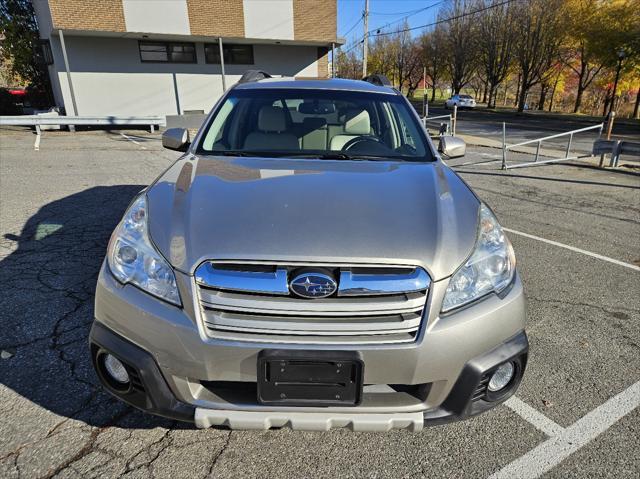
[[369, 7, 433, 16], [340, 40, 364, 55], [367, 1, 444, 35], [339, 0, 442, 58], [343, 0, 444, 48], [370, 0, 516, 37], [340, 14, 363, 38]]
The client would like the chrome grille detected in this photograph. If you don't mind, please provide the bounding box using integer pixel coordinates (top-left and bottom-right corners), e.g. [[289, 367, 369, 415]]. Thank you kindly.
[[195, 262, 430, 344]]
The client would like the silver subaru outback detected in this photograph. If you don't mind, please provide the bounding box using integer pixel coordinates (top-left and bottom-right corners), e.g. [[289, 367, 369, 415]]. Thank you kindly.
[[90, 72, 527, 431]]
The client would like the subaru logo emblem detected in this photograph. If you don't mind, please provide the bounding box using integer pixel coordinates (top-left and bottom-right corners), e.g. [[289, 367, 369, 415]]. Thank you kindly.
[[289, 273, 337, 299]]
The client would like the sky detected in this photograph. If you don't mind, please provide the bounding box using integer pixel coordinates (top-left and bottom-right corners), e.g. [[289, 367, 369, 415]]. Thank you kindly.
[[337, 0, 443, 51]]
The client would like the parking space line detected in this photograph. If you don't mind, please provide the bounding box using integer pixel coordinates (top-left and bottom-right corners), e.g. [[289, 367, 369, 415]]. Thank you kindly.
[[489, 380, 640, 479], [504, 397, 564, 437], [120, 133, 147, 150], [503, 228, 640, 271]]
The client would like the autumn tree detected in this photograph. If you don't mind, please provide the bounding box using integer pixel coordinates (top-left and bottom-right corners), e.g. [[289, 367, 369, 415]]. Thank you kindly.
[[599, 0, 640, 115], [476, 0, 514, 108], [0, 0, 48, 89], [420, 26, 447, 102], [512, 0, 566, 112], [442, 0, 478, 94], [368, 22, 422, 94], [336, 48, 362, 80], [562, 0, 613, 112]]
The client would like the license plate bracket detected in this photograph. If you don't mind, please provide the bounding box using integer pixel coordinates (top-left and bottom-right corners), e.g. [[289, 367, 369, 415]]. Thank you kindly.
[[257, 350, 364, 407]]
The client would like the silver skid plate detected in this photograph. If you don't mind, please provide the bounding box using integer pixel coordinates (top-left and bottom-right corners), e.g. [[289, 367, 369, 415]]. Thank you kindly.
[[194, 408, 424, 432]]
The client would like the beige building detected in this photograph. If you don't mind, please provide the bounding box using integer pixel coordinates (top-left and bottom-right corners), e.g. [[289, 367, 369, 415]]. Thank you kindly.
[[32, 0, 340, 116]]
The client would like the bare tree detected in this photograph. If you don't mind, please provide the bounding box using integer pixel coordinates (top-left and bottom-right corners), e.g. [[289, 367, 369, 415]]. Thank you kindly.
[[512, 0, 566, 112], [336, 48, 362, 80], [442, 0, 477, 94], [477, 0, 514, 108], [368, 22, 422, 94], [420, 26, 447, 102]]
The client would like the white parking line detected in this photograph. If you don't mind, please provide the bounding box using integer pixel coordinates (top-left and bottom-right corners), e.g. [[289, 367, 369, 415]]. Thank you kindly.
[[120, 133, 147, 150], [490, 380, 640, 479], [504, 397, 564, 437], [503, 228, 640, 272]]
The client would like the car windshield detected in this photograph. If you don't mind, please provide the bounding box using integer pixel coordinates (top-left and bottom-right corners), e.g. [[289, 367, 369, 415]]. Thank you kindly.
[[197, 88, 432, 161], [460, 95, 472, 99]]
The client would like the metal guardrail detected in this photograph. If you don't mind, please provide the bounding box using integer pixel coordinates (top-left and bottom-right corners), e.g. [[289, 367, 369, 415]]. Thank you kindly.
[[595, 140, 640, 167], [0, 114, 166, 150], [0, 115, 165, 128], [501, 122, 604, 170]]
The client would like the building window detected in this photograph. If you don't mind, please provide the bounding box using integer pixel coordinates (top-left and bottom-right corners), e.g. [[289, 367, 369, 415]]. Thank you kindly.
[[139, 41, 196, 63], [37, 40, 53, 65], [205, 43, 254, 65]]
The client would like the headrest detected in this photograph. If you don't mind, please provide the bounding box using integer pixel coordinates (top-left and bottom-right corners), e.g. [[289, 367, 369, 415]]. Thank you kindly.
[[302, 117, 327, 128], [258, 106, 287, 132], [342, 109, 371, 135]]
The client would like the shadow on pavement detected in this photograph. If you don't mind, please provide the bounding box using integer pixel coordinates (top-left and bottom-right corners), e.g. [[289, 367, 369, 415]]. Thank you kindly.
[[454, 169, 640, 190], [0, 185, 193, 430]]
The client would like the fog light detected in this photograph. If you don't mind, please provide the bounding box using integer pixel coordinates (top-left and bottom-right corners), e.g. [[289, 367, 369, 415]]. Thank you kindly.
[[103, 354, 130, 384], [488, 362, 514, 392]]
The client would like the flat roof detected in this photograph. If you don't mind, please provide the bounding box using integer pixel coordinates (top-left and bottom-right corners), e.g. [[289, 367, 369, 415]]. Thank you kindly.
[[233, 77, 398, 95]]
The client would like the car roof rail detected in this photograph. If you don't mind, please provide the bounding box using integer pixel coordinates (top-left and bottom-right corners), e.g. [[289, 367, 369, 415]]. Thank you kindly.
[[238, 70, 272, 84], [362, 74, 392, 87]]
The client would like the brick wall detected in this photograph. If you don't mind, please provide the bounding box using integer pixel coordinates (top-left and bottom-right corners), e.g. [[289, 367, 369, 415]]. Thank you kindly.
[[187, 0, 245, 37], [294, 0, 337, 42], [48, 0, 126, 32], [46, 0, 336, 43], [317, 47, 329, 78]]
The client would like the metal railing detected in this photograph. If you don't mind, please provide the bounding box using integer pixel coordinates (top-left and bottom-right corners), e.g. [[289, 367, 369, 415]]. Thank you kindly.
[[595, 140, 640, 167], [0, 114, 165, 128], [501, 122, 604, 170], [421, 114, 454, 136], [0, 114, 166, 150]]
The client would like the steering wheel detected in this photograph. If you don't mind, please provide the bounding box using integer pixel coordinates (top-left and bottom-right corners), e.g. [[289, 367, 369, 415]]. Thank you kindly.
[[342, 136, 384, 151]]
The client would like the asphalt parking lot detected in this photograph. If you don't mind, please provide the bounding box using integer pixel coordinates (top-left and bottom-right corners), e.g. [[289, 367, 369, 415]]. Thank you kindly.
[[1, 127, 638, 478]]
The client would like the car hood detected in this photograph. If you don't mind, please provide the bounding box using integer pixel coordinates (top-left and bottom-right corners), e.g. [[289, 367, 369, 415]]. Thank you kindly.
[[147, 155, 480, 280]]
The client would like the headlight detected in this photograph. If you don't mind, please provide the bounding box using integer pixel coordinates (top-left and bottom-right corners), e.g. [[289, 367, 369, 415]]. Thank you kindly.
[[107, 195, 181, 306], [441, 204, 515, 312]]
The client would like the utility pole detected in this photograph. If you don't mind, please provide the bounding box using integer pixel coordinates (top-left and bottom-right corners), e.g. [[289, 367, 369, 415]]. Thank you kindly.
[[362, 0, 369, 77]]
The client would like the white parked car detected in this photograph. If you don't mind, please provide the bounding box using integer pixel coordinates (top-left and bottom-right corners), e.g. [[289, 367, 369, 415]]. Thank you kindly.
[[445, 94, 476, 109]]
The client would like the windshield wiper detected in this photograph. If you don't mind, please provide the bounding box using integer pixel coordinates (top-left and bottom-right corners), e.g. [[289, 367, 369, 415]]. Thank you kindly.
[[318, 153, 353, 160], [209, 150, 288, 158], [208, 151, 410, 162]]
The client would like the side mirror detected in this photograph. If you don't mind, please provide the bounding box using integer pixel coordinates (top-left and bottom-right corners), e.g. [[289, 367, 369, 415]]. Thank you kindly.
[[439, 136, 466, 158], [162, 128, 190, 152]]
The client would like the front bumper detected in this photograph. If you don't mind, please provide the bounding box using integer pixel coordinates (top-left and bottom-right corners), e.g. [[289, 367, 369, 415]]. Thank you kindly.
[[89, 322, 528, 431], [92, 261, 527, 430]]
